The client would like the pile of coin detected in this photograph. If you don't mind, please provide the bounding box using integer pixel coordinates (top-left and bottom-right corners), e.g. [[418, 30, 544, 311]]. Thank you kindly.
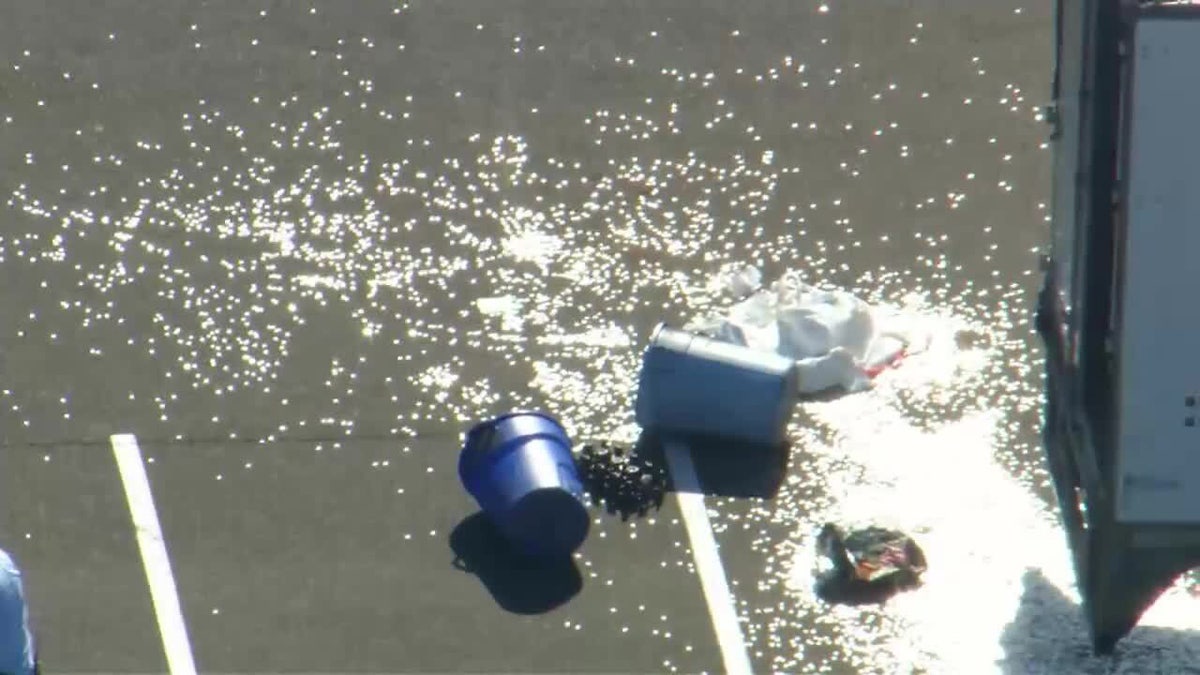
[[575, 440, 668, 520]]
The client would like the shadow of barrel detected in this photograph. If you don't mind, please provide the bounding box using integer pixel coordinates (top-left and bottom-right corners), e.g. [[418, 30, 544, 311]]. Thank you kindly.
[[448, 512, 583, 615]]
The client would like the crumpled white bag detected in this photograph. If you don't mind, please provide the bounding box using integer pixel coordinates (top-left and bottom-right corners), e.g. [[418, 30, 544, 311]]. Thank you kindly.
[[686, 266, 928, 395]]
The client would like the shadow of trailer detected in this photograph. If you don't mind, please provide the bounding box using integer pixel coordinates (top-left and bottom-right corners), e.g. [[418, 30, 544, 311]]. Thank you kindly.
[[1038, 0, 1200, 655]]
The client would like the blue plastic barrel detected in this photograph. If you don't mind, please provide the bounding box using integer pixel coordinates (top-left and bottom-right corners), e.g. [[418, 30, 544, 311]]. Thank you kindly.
[[635, 324, 800, 446], [458, 412, 590, 558]]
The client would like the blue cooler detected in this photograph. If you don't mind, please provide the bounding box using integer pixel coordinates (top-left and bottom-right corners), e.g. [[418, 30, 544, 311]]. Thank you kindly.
[[635, 324, 799, 446]]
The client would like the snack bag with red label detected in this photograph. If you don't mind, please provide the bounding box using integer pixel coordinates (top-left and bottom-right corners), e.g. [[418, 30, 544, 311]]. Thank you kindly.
[[815, 523, 927, 603]]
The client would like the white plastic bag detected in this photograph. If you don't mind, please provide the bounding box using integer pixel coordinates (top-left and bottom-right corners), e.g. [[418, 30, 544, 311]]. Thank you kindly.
[[687, 266, 924, 395]]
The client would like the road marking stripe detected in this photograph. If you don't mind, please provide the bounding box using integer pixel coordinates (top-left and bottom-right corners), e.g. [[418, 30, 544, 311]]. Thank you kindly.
[[111, 433, 198, 675], [663, 440, 754, 675]]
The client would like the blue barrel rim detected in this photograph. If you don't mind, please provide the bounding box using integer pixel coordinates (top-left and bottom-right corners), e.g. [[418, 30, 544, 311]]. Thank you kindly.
[[461, 411, 569, 466], [458, 411, 572, 491], [464, 410, 566, 443]]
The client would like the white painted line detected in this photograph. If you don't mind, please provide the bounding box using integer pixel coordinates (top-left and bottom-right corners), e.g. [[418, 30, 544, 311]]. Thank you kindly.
[[111, 433, 198, 675], [663, 440, 754, 675]]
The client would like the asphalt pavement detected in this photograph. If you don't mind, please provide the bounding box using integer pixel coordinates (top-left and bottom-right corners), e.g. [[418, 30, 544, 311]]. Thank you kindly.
[[0, 2, 1126, 674]]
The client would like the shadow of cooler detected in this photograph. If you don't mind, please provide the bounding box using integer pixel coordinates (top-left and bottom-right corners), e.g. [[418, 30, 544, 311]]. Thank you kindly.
[[635, 324, 800, 447]]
